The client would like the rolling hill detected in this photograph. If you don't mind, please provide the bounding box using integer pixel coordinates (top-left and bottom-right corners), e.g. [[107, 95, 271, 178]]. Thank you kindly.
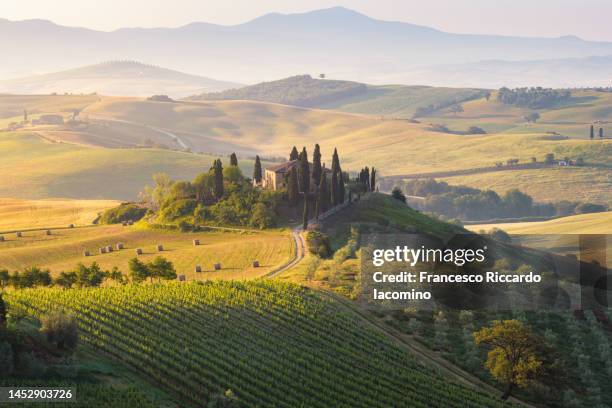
[[192, 74, 488, 117], [0, 61, 240, 98], [3, 7, 612, 86]]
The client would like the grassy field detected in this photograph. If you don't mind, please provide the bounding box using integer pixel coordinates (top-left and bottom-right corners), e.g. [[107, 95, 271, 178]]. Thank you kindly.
[[0, 132, 258, 200], [0, 197, 118, 231], [467, 211, 612, 235], [0, 94, 99, 128], [0, 224, 291, 279], [4, 281, 507, 407], [424, 89, 612, 138], [438, 166, 612, 205]]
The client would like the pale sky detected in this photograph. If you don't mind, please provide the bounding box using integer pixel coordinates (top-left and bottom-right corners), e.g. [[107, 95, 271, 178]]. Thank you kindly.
[[2, 0, 612, 41]]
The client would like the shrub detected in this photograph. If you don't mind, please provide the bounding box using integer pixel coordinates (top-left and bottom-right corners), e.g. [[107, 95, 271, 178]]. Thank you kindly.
[[488, 228, 512, 243], [306, 231, 332, 258], [250, 202, 277, 229], [15, 352, 47, 377], [391, 187, 406, 203], [575, 203, 607, 214], [160, 199, 197, 221], [40, 311, 79, 353], [100, 203, 147, 224], [466, 126, 486, 134]]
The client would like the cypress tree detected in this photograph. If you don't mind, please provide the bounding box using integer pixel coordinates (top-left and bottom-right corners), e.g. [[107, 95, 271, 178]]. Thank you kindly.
[[600, 127, 604, 139], [299, 147, 310, 194], [290, 146, 299, 161], [370, 167, 376, 192], [338, 170, 345, 204], [302, 195, 309, 231], [0, 293, 7, 329], [287, 168, 299, 206], [229, 153, 238, 166], [312, 144, 322, 186], [253, 155, 263, 184], [319, 172, 329, 213], [331, 169, 338, 206], [590, 125, 595, 140], [214, 159, 224, 199], [331, 148, 340, 174], [364, 167, 370, 191]]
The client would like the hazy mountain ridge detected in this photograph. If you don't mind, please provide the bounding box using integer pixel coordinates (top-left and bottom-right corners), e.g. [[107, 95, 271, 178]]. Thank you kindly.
[[0, 61, 241, 97], [2, 7, 612, 86]]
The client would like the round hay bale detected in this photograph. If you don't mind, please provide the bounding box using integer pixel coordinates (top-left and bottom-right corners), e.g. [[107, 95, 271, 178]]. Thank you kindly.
[[178, 275, 186, 282], [116, 243, 124, 250], [214, 263, 222, 271], [69, 224, 75, 228], [99, 247, 107, 254], [46, 230, 52, 235], [106, 245, 113, 252], [195, 265, 202, 273], [157, 244, 164, 252], [0, 235, 4, 242], [16, 232, 22, 238], [135, 248, 143, 255], [128, 220, 134, 225], [122, 221, 128, 227], [253, 261, 260, 268], [193, 239, 200, 246], [83, 251, 91, 257]]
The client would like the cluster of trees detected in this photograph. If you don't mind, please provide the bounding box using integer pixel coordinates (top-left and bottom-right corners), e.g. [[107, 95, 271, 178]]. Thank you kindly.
[[139, 153, 280, 229], [285, 145, 347, 229], [1, 296, 79, 378], [355, 166, 376, 192], [497, 87, 571, 109], [0, 257, 177, 290], [400, 179, 607, 221], [100, 203, 147, 224]]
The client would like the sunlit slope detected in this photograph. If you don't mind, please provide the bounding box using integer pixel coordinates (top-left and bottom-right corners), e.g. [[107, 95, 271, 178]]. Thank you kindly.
[[438, 166, 612, 205], [6, 281, 507, 407], [0, 198, 118, 231], [425, 90, 612, 138], [0, 224, 290, 279], [467, 211, 612, 235], [0, 132, 248, 200], [83, 97, 611, 175]]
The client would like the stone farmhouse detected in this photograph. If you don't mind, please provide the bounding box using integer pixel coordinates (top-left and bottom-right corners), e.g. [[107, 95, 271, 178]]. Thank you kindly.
[[257, 160, 332, 191]]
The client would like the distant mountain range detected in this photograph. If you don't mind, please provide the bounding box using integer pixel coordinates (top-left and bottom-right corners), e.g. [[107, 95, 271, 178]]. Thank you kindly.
[[0, 61, 240, 97], [2, 7, 612, 87]]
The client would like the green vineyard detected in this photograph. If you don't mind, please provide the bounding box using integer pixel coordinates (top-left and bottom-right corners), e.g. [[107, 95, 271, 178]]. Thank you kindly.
[[5, 281, 508, 407]]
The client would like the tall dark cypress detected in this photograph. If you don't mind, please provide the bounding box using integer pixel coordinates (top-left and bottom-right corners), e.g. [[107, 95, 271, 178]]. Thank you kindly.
[[590, 125, 595, 140], [338, 170, 345, 204], [253, 155, 262, 184], [600, 127, 604, 139], [287, 168, 299, 206], [370, 167, 376, 192], [331, 148, 340, 174], [312, 144, 322, 186], [290, 146, 299, 161], [299, 147, 310, 194], [302, 194, 309, 231], [319, 172, 329, 213], [229, 152, 238, 166], [214, 159, 224, 199]]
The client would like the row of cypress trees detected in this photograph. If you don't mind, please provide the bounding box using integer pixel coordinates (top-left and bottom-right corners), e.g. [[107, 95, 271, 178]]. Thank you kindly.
[[357, 166, 376, 192]]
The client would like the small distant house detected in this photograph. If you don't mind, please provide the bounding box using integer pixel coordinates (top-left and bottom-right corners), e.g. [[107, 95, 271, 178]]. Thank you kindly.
[[259, 160, 332, 191]]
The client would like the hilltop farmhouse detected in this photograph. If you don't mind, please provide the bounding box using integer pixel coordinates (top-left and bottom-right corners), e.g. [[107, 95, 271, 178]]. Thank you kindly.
[[258, 160, 332, 191]]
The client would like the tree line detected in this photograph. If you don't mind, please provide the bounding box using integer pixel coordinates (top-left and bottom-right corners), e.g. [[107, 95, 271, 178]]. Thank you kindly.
[[497, 87, 571, 109], [0, 256, 177, 290]]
